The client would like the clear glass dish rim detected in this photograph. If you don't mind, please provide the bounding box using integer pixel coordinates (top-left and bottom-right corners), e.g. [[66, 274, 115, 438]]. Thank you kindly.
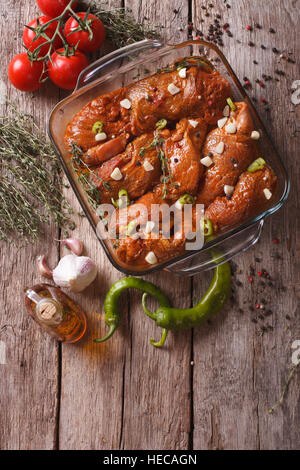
[[47, 39, 290, 276]]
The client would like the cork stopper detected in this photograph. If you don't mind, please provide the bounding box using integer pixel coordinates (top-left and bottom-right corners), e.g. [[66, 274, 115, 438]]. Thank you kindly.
[[39, 301, 59, 320], [36, 298, 63, 325]]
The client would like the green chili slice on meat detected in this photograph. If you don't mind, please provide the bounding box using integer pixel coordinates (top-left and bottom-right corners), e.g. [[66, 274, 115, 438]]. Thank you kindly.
[[247, 158, 266, 173], [155, 119, 167, 130], [126, 219, 138, 235], [200, 217, 213, 237], [226, 97, 236, 111], [179, 194, 196, 205], [92, 121, 104, 134], [111, 189, 130, 209]]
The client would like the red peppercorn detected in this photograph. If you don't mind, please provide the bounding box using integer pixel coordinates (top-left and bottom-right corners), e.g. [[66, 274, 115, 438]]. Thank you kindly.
[[248, 276, 254, 283], [245, 80, 251, 86], [261, 98, 266, 103], [258, 81, 264, 87], [258, 270, 263, 276], [246, 25, 252, 31], [255, 303, 260, 309], [195, 35, 201, 40], [273, 238, 279, 244]]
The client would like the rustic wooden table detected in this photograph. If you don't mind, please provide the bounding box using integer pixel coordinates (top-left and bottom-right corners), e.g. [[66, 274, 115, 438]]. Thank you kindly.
[[0, 0, 299, 450]]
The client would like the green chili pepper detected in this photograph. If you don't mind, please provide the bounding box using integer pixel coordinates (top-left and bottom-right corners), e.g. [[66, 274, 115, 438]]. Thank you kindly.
[[94, 277, 171, 347], [94, 252, 231, 348], [226, 97, 236, 111], [142, 251, 231, 335], [200, 217, 213, 236], [155, 119, 167, 130], [247, 158, 266, 173], [92, 120, 104, 134]]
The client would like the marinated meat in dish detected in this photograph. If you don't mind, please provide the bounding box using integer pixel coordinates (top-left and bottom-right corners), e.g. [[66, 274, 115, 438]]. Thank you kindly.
[[108, 118, 207, 232], [116, 234, 187, 266], [91, 117, 206, 206], [205, 166, 277, 232], [197, 102, 259, 207], [64, 57, 278, 269], [115, 201, 200, 265], [64, 57, 231, 165], [90, 133, 162, 204]]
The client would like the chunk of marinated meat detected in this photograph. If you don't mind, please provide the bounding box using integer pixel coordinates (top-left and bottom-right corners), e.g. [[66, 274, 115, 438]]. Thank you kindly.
[[128, 62, 231, 133], [205, 166, 277, 232], [64, 58, 231, 164], [114, 195, 203, 266], [116, 235, 186, 266], [90, 133, 162, 204], [154, 118, 207, 200], [65, 88, 131, 153], [197, 102, 259, 207], [109, 118, 207, 233], [83, 134, 129, 167]]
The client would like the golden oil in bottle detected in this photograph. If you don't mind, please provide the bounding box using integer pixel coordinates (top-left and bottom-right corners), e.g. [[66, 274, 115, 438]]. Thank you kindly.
[[25, 283, 87, 343]]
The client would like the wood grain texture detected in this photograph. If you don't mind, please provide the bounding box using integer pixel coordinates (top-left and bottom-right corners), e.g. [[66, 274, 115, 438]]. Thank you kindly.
[[119, 0, 192, 450], [0, 0, 299, 450], [192, 0, 300, 450], [0, 0, 60, 450], [58, 0, 127, 450]]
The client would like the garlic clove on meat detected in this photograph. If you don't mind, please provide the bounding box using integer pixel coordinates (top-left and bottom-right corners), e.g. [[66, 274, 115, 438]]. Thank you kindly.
[[52, 254, 97, 293]]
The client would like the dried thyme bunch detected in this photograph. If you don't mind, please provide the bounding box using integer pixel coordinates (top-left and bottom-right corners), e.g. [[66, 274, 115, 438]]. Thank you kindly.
[[89, 1, 161, 49], [0, 106, 73, 245], [70, 142, 111, 209]]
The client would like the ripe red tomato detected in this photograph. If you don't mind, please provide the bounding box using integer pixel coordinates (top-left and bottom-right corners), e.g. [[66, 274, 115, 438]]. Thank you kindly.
[[8, 53, 45, 92], [48, 49, 89, 90], [23, 17, 63, 57], [37, 0, 78, 18], [64, 13, 106, 53]]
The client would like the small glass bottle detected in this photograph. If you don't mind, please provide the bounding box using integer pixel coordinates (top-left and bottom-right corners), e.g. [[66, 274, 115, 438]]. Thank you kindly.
[[25, 283, 87, 343]]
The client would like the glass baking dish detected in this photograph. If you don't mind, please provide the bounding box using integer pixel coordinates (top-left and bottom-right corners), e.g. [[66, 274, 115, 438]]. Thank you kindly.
[[48, 39, 290, 276]]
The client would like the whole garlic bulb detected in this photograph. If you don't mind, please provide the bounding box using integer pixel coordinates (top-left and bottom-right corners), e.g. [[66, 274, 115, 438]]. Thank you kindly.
[[52, 254, 97, 293]]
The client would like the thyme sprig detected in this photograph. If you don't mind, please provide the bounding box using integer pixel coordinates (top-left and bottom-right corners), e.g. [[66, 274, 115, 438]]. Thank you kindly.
[[0, 106, 73, 245], [269, 360, 300, 414], [157, 57, 213, 75], [139, 130, 172, 199], [89, 1, 161, 49], [70, 142, 111, 209]]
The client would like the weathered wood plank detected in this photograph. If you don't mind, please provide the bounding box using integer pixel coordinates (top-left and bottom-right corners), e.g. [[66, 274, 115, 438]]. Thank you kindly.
[[58, 0, 128, 450], [192, 0, 300, 450], [119, 0, 193, 450], [0, 0, 60, 450]]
